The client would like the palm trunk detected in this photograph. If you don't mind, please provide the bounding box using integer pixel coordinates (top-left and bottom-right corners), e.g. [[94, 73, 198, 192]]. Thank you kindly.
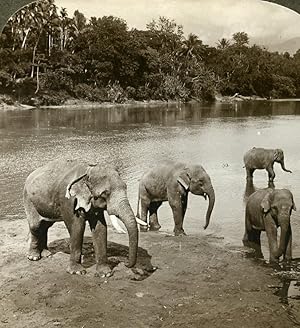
[[203, 186, 215, 230]]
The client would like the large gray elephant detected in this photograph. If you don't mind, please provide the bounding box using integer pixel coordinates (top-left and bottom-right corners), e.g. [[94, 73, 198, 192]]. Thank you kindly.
[[136, 161, 215, 236], [243, 188, 296, 263], [243, 147, 292, 182], [23, 159, 138, 276]]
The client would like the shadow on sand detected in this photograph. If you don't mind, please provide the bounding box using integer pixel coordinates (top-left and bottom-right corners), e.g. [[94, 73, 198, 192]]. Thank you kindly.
[[48, 236, 156, 280]]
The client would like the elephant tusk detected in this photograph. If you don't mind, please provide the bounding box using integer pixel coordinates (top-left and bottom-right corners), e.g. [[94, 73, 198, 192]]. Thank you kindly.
[[203, 193, 207, 200], [136, 217, 148, 226], [110, 215, 127, 234], [110, 215, 148, 234]]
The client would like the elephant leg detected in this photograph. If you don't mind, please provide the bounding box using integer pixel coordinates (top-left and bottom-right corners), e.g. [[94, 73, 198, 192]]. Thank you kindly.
[[139, 198, 150, 232], [25, 198, 53, 261], [247, 229, 263, 258], [264, 217, 279, 263], [181, 193, 188, 224], [283, 224, 292, 262], [88, 213, 112, 277], [266, 165, 275, 182], [38, 220, 54, 257], [169, 196, 185, 236], [64, 214, 86, 275], [149, 201, 162, 231], [246, 167, 255, 179]]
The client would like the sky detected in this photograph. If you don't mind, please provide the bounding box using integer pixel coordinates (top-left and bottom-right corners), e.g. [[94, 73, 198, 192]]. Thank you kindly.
[[55, 0, 300, 47]]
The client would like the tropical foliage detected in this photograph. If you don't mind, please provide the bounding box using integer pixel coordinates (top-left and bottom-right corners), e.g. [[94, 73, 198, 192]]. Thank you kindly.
[[0, 0, 300, 105]]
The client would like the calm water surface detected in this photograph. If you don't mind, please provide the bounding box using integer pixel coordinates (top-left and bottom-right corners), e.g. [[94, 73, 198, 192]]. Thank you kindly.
[[1, 100, 300, 259]]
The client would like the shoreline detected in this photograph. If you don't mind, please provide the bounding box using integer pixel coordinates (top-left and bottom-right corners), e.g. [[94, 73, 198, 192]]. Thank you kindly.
[[2, 95, 300, 112]]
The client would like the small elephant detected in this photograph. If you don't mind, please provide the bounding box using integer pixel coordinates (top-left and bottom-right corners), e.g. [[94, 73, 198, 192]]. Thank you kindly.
[[23, 159, 138, 276], [243, 188, 296, 263], [243, 147, 292, 182], [136, 161, 215, 236]]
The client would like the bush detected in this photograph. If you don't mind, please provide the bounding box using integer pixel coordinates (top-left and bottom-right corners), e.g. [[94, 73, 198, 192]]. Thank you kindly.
[[106, 81, 127, 103], [162, 75, 189, 100], [0, 94, 15, 105], [270, 75, 296, 99], [0, 70, 14, 93]]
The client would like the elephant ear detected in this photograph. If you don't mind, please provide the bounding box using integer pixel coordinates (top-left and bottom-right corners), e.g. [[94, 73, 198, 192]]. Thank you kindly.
[[274, 149, 283, 161], [292, 198, 297, 211], [261, 193, 271, 213], [65, 173, 92, 212], [177, 170, 191, 191]]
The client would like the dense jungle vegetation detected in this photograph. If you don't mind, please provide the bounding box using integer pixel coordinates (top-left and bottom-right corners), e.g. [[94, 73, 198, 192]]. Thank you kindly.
[[1, 0, 300, 106]]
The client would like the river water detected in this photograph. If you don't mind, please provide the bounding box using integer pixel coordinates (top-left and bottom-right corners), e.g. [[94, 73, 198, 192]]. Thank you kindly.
[[1, 100, 300, 260]]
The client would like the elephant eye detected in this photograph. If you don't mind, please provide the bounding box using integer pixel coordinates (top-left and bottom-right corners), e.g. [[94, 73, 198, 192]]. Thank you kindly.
[[94, 196, 99, 200], [100, 189, 110, 198]]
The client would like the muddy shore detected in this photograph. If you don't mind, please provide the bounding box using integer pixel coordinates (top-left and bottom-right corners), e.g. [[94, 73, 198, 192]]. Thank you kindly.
[[0, 218, 299, 328]]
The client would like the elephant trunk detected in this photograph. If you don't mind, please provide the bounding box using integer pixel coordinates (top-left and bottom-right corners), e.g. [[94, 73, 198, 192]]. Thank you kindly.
[[203, 186, 215, 230], [279, 159, 292, 173], [109, 199, 138, 268], [275, 223, 291, 259]]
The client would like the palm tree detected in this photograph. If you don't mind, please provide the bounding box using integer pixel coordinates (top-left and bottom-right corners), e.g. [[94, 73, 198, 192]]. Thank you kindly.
[[217, 38, 230, 50], [232, 32, 249, 47]]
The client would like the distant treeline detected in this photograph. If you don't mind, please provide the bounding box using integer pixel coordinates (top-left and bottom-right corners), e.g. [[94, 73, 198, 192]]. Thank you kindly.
[[1, 0, 300, 106]]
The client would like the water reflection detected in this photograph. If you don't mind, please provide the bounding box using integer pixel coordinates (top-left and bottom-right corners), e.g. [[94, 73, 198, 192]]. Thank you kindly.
[[243, 179, 275, 204], [2, 100, 300, 131]]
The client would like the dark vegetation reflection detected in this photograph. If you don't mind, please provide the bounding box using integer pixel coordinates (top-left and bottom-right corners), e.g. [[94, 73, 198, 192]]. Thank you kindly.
[[2, 101, 300, 130]]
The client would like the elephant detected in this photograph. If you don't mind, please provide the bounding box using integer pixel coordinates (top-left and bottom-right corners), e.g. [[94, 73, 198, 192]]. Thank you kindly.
[[243, 147, 292, 182], [23, 159, 139, 276], [136, 161, 215, 236], [243, 188, 296, 263]]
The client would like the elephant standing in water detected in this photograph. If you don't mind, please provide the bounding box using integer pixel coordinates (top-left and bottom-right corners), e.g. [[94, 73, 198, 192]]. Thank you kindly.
[[243, 188, 296, 263], [243, 147, 292, 182], [23, 159, 138, 276], [136, 161, 215, 236]]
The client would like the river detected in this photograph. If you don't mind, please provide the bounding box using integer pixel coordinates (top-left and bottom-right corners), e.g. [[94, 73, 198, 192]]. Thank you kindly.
[[1, 100, 300, 259]]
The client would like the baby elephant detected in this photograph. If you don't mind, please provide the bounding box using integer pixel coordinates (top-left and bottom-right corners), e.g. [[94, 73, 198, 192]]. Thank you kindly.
[[243, 188, 296, 263], [243, 147, 292, 182], [137, 161, 215, 236]]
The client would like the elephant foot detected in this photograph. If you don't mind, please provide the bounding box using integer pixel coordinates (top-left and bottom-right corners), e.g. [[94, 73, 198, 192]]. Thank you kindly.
[[140, 225, 148, 232], [95, 263, 112, 278], [41, 249, 52, 258], [269, 257, 280, 265], [27, 249, 41, 261], [174, 229, 186, 236], [67, 263, 86, 275], [149, 223, 161, 231], [242, 239, 251, 248]]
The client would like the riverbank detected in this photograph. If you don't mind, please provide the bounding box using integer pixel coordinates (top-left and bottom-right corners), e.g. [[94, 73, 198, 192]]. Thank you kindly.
[[2, 93, 300, 111], [0, 218, 299, 328], [0, 94, 183, 111]]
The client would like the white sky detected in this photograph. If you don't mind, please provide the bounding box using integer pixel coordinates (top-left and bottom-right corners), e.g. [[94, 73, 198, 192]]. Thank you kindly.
[[55, 0, 300, 46]]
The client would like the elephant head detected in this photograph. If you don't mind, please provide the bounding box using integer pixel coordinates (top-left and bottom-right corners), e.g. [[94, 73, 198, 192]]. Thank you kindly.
[[261, 189, 296, 259], [65, 164, 138, 267], [177, 164, 215, 230], [273, 149, 292, 173]]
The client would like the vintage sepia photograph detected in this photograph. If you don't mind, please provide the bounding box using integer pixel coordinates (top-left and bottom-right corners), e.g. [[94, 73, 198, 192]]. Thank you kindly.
[[0, 0, 300, 327]]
